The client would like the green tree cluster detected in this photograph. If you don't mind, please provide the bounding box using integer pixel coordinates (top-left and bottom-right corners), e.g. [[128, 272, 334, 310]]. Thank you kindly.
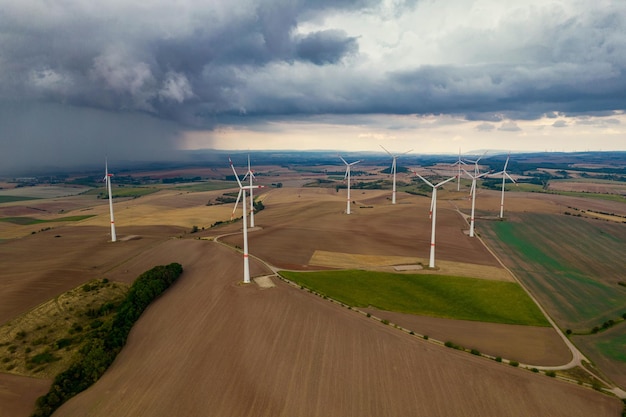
[[31, 263, 183, 417]]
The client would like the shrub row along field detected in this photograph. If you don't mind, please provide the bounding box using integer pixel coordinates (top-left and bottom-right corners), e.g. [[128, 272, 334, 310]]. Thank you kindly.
[[480, 213, 626, 331], [279, 270, 549, 326], [32, 263, 183, 417]]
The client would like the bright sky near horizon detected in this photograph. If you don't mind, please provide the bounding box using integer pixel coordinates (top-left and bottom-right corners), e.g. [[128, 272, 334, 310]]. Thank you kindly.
[[1, 0, 625, 173]]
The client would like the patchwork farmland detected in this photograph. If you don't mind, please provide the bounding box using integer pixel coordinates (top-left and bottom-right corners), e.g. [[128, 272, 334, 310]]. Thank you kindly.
[[0, 152, 625, 416]]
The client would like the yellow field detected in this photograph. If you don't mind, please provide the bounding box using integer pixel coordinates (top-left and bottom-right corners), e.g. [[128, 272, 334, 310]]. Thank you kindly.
[[309, 250, 514, 281]]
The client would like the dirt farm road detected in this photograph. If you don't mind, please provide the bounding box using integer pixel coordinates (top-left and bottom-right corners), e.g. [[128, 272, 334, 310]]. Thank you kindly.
[[215, 219, 626, 399], [451, 202, 626, 398]]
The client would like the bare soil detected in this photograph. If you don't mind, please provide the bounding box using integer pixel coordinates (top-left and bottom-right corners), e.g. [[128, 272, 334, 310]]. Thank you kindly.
[[0, 225, 185, 325], [216, 188, 500, 270], [362, 309, 571, 366], [52, 239, 620, 417], [0, 373, 50, 417], [1, 182, 622, 415]]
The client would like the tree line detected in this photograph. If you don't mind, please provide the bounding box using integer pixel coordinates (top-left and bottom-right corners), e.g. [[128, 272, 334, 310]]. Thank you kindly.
[[31, 263, 183, 417]]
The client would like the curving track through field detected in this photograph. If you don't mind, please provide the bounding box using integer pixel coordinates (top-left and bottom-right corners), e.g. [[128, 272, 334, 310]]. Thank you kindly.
[[53, 239, 621, 417]]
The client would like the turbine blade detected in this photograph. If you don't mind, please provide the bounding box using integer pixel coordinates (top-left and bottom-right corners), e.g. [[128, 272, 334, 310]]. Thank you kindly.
[[413, 171, 434, 188], [503, 155, 510, 172], [505, 172, 516, 183], [476, 151, 488, 163], [229, 157, 243, 188], [429, 194, 434, 217], [380, 145, 393, 156], [435, 175, 457, 188], [231, 189, 242, 220], [338, 155, 348, 165]]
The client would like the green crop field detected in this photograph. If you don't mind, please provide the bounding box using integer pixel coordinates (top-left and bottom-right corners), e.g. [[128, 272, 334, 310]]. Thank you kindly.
[[595, 332, 626, 362], [0, 195, 41, 204], [0, 215, 96, 225], [480, 213, 626, 330], [83, 186, 160, 198], [280, 270, 549, 326], [168, 181, 236, 192]]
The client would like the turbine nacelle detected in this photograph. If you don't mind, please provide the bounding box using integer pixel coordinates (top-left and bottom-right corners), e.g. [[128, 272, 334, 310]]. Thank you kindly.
[[339, 155, 360, 214]]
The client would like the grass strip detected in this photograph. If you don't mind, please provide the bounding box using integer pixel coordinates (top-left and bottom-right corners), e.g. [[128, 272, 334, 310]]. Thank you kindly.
[[280, 270, 549, 326], [0, 196, 41, 203], [0, 215, 95, 225]]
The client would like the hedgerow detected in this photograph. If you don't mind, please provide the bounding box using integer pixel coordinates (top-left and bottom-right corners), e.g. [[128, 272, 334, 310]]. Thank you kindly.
[[31, 263, 183, 417]]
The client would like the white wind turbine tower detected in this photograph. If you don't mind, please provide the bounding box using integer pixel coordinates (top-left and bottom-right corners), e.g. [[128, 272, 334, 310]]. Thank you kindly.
[[492, 155, 516, 218], [413, 171, 457, 268], [242, 155, 257, 227], [339, 156, 360, 214], [230, 157, 263, 284], [451, 148, 467, 192], [380, 145, 412, 204], [104, 158, 116, 242], [463, 166, 491, 238]]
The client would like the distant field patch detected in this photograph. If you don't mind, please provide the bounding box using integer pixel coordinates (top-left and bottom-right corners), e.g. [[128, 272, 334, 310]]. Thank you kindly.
[[0, 195, 40, 204], [0, 215, 95, 225], [0, 186, 90, 199], [280, 270, 548, 326], [168, 181, 235, 192], [480, 213, 626, 330], [83, 187, 160, 198], [595, 333, 626, 362]]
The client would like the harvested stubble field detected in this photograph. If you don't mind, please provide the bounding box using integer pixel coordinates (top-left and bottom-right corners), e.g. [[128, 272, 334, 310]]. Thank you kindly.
[[218, 188, 500, 270], [213, 187, 573, 364], [548, 179, 626, 196], [1, 181, 623, 415], [0, 225, 185, 325], [52, 239, 620, 417]]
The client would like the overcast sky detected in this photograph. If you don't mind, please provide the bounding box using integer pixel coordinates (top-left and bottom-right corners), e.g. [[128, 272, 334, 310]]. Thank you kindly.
[[1, 0, 625, 173]]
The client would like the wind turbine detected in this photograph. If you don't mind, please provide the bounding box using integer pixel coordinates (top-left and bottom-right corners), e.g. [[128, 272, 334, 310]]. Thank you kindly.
[[451, 148, 467, 191], [230, 158, 263, 284], [463, 167, 491, 237], [339, 156, 360, 214], [413, 171, 457, 268], [243, 155, 257, 228], [104, 158, 116, 242], [465, 151, 487, 177], [380, 145, 412, 204], [492, 155, 516, 218]]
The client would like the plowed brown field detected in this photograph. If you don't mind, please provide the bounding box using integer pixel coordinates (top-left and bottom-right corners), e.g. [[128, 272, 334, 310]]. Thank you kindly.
[[53, 240, 620, 417], [2, 184, 621, 416], [217, 188, 499, 269]]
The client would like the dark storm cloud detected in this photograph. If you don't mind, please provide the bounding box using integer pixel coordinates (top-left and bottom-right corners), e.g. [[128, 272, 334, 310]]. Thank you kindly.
[[3, 0, 625, 123], [1, 0, 626, 171], [296, 30, 359, 65], [0, 101, 182, 175]]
